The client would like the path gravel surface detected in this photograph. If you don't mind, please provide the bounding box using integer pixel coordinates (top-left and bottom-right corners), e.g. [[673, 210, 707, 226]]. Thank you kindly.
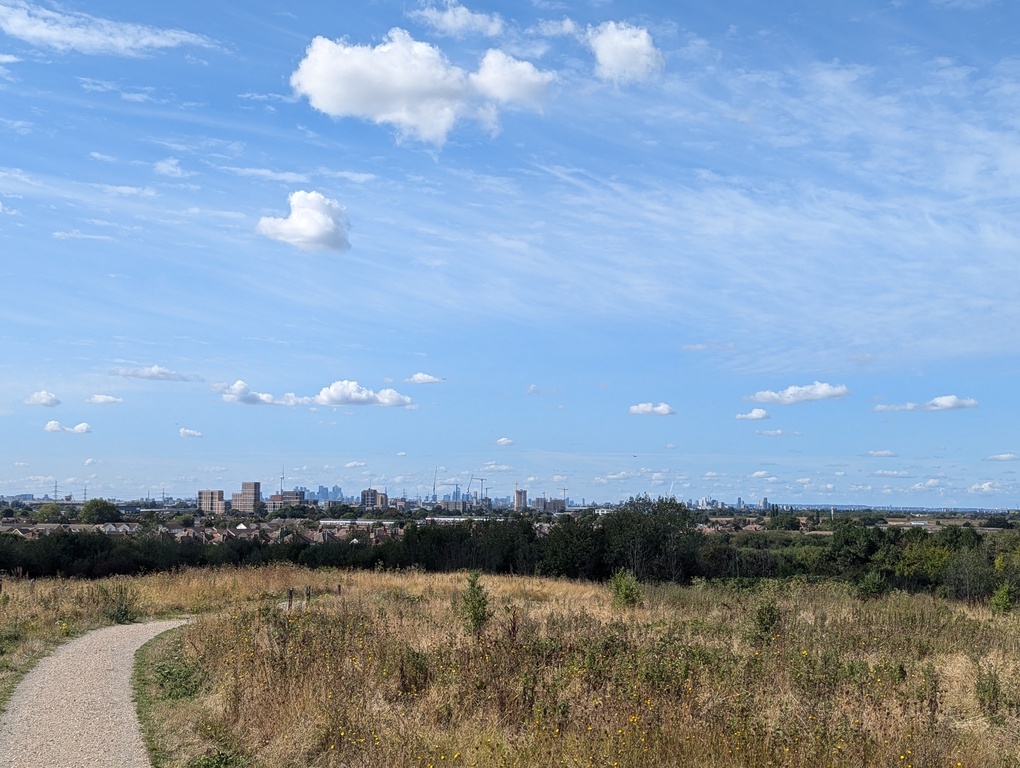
[[0, 619, 187, 768]]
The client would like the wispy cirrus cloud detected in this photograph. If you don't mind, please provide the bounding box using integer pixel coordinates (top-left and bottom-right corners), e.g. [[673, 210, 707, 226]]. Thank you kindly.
[[24, 390, 59, 406], [114, 365, 190, 381], [874, 395, 978, 412], [0, 1, 214, 56], [628, 402, 674, 415], [749, 381, 848, 405], [43, 420, 90, 434], [221, 379, 413, 408]]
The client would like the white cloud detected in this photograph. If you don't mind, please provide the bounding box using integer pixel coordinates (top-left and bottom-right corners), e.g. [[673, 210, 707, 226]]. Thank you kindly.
[[154, 157, 189, 177], [313, 380, 413, 408], [874, 394, 978, 412], [83, 458, 97, 466], [24, 390, 59, 406], [410, 2, 504, 37], [179, 427, 202, 438], [985, 453, 1019, 462], [867, 450, 897, 457], [736, 408, 769, 420], [0, 1, 214, 56], [222, 379, 413, 408], [533, 18, 578, 37], [749, 381, 849, 405], [44, 420, 90, 434], [628, 402, 675, 415], [115, 364, 187, 381], [970, 481, 998, 494], [496, 437, 513, 446], [469, 49, 555, 106], [52, 229, 113, 241], [94, 184, 156, 197], [257, 190, 351, 252], [873, 469, 910, 478], [87, 394, 122, 404], [750, 470, 769, 479], [406, 372, 443, 384], [756, 429, 789, 436], [221, 166, 309, 183], [345, 461, 366, 468], [290, 29, 553, 145], [586, 21, 664, 84]]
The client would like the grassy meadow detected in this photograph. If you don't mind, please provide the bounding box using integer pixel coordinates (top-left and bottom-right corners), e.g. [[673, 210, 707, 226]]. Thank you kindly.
[[1, 565, 1019, 766]]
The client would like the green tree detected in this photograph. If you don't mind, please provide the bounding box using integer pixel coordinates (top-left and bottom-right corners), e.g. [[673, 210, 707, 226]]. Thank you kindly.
[[31, 502, 66, 523], [78, 498, 122, 524]]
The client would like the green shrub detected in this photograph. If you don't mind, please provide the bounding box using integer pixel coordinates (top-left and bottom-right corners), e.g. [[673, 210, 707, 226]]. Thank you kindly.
[[855, 570, 887, 600], [460, 570, 492, 635], [752, 600, 780, 641], [609, 568, 642, 608], [989, 583, 1015, 614]]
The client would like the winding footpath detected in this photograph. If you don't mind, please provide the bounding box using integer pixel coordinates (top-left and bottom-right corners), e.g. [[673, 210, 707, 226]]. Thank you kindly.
[[0, 620, 186, 768]]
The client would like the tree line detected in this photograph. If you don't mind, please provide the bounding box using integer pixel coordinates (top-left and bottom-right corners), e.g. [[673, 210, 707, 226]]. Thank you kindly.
[[2, 496, 1020, 602]]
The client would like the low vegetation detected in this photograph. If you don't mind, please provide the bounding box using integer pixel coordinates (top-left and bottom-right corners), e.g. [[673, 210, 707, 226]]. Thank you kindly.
[[0, 565, 1000, 767]]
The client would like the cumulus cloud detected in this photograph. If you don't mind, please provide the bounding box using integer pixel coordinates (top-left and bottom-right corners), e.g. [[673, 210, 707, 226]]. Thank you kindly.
[[345, 461, 366, 468], [24, 390, 59, 406], [867, 450, 897, 457], [0, 1, 214, 56], [628, 402, 675, 415], [736, 408, 768, 420], [84, 458, 97, 466], [970, 481, 998, 494], [313, 380, 413, 407], [496, 437, 513, 446], [290, 29, 553, 144], [115, 364, 188, 381], [44, 420, 90, 434], [750, 470, 769, 479], [749, 381, 848, 405], [410, 2, 504, 37], [221, 379, 413, 408], [87, 394, 122, 404], [872, 469, 910, 478], [985, 453, 1019, 462], [179, 427, 202, 438], [406, 372, 443, 384], [874, 395, 978, 412], [256, 190, 351, 252], [469, 49, 555, 106], [586, 21, 664, 84]]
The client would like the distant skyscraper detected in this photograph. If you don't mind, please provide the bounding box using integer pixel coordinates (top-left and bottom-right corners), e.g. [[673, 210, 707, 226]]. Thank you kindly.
[[514, 489, 527, 512], [232, 481, 261, 515]]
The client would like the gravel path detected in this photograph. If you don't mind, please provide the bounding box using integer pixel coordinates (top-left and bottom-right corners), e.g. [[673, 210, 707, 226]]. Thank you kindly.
[[0, 619, 187, 768]]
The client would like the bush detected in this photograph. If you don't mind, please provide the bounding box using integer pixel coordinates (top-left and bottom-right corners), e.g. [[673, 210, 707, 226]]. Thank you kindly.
[[854, 570, 887, 600], [460, 570, 492, 635], [609, 568, 642, 608], [989, 583, 1016, 614]]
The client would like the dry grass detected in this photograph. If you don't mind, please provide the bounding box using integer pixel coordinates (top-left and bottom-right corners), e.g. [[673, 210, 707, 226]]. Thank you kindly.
[[4, 566, 1020, 766]]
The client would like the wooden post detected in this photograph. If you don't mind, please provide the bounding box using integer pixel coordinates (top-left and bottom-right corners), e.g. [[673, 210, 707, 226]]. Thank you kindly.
[[305, 584, 311, 608], [287, 587, 294, 611]]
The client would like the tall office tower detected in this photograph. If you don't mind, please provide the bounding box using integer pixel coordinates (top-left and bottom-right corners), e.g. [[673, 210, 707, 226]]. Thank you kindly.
[[198, 489, 228, 514], [232, 481, 261, 515], [514, 488, 527, 512]]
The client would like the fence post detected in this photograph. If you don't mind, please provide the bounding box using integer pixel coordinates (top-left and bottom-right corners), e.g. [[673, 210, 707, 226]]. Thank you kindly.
[[305, 584, 311, 608], [287, 587, 294, 611]]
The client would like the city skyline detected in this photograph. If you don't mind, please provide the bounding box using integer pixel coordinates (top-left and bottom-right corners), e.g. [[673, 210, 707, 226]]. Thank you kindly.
[[2, 1, 1018, 508]]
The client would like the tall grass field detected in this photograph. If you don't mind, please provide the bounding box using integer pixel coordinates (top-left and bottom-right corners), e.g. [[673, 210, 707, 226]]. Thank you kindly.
[[1, 565, 1018, 766]]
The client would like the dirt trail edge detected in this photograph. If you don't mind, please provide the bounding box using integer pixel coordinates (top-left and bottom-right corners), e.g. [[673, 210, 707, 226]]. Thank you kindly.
[[0, 619, 187, 768]]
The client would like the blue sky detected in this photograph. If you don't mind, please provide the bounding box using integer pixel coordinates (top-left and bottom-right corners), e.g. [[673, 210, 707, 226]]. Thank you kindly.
[[1, 0, 1018, 508]]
